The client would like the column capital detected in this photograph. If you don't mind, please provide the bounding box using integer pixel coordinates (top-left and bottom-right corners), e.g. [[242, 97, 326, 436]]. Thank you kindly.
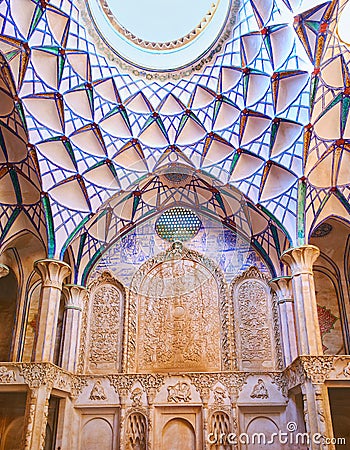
[[34, 259, 71, 289], [0, 263, 9, 279], [62, 284, 87, 311], [269, 276, 293, 303], [281, 245, 320, 276]]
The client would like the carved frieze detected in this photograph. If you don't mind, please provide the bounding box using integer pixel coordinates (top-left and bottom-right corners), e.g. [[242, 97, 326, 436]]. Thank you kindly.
[[0, 366, 16, 382], [19, 363, 57, 388]]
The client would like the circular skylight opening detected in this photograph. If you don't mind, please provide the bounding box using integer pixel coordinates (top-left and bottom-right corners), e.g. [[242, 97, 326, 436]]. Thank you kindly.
[[86, 0, 235, 73], [108, 0, 217, 43], [337, 2, 350, 46], [155, 208, 202, 242]]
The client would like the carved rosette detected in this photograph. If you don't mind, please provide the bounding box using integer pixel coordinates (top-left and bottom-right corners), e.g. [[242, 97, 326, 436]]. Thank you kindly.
[[190, 373, 217, 403], [139, 374, 165, 405], [281, 245, 320, 276], [34, 259, 71, 289], [301, 356, 335, 384], [70, 376, 88, 398]]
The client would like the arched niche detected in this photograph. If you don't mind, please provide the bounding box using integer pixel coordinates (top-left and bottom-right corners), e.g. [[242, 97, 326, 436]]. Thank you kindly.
[[0, 231, 46, 362], [209, 411, 231, 450], [81, 417, 113, 450], [21, 278, 41, 362], [80, 271, 125, 374], [310, 217, 350, 354], [0, 267, 18, 361], [3, 416, 24, 450], [125, 242, 234, 373], [125, 412, 148, 450], [162, 418, 195, 450], [231, 266, 281, 371], [245, 416, 279, 450]]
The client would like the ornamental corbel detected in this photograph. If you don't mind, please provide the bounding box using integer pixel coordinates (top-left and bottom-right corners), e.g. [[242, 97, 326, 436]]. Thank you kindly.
[[301, 356, 335, 384]]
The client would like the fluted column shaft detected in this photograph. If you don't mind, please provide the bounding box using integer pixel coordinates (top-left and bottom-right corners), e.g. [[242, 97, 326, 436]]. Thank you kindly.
[[269, 276, 298, 366], [61, 284, 86, 372], [281, 246, 335, 449], [34, 259, 71, 362], [281, 245, 323, 355]]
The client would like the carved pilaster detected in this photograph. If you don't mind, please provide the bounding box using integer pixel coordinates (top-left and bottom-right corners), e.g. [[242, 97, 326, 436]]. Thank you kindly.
[[281, 245, 322, 355], [20, 363, 57, 450], [61, 284, 86, 372], [269, 276, 298, 366], [33, 259, 71, 362], [298, 357, 336, 450], [0, 263, 9, 278]]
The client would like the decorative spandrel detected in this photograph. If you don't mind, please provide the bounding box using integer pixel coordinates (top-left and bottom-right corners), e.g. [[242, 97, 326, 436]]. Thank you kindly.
[[136, 259, 222, 373]]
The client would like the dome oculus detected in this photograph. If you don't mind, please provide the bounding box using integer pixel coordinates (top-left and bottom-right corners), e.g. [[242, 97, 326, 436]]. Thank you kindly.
[[86, 0, 234, 73]]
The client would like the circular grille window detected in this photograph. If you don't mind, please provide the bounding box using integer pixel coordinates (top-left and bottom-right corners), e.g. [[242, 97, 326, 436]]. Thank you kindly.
[[155, 208, 202, 242]]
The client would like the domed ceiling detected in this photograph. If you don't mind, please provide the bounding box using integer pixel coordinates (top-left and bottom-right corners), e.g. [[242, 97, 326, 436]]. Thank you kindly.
[[0, 0, 349, 281]]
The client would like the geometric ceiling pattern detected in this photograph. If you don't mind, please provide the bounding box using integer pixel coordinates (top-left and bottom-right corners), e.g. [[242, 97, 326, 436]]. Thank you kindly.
[[0, 0, 349, 280]]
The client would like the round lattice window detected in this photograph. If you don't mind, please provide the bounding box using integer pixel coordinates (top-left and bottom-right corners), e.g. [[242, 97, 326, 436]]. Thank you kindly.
[[155, 208, 202, 242]]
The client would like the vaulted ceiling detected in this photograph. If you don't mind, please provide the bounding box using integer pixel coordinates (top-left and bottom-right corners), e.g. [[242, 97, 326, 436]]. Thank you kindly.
[[0, 0, 349, 281]]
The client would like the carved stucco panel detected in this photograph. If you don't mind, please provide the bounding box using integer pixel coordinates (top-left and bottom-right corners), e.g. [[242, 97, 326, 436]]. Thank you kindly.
[[125, 243, 235, 372], [231, 267, 277, 371], [80, 272, 125, 374]]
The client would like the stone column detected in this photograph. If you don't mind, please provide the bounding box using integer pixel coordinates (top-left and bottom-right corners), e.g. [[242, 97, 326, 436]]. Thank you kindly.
[[301, 357, 336, 450], [0, 263, 9, 278], [20, 363, 56, 450], [23, 384, 52, 450], [34, 259, 71, 362], [61, 284, 86, 372], [269, 276, 298, 366], [281, 245, 323, 355]]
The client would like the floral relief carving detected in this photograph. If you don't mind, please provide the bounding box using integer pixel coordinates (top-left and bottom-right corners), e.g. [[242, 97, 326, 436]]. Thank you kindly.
[[231, 267, 276, 371], [127, 243, 234, 373], [70, 376, 88, 398], [301, 356, 335, 384], [19, 363, 57, 388], [86, 272, 125, 373]]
